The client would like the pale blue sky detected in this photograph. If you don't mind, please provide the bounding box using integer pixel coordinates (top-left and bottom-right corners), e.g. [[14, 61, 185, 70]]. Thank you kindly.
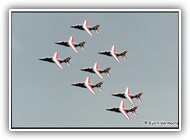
[[11, 11, 179, 128]]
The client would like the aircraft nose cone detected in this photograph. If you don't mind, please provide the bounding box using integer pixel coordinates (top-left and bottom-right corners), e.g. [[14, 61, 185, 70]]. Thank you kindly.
[[71, 83, 76, 86]]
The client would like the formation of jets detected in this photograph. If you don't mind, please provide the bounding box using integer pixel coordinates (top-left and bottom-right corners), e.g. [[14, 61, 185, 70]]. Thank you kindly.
[[107, 87, 142, 120], [39, 19, 143, 121]]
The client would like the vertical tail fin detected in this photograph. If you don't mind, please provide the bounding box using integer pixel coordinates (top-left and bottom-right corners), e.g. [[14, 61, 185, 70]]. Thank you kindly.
[[137, 92, 143, 102], [92, 24, 100, 34], [119, 50, 128, 60], [93, 81, 103, 91], [132, 106, 138, 116], [78, 41, 86, 51], [62, 57, 72, 67], [97, 82, 103, 91], [103, 67, 111, 76]]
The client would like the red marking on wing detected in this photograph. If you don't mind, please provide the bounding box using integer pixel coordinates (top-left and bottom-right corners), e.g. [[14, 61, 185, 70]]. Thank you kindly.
[[71, 42, 77, 51], [123, 109, 131, 119], [53, 52, 63, 69], [113, 47, 116, 53], [69, 36, 78, 53], [126, 87, 135, 105], [87, 77, 90, 84], [84, 20, 92, 36], [111, 46, 121, 63], [85, 77, 96, 94], [94, 63, 103, 79], [122, 101, 125, 108], [127, 88, 130, 95], [57, 59, 62, 66], [89, 83, 96, 93], [85, 20, 88, 26], [115, 54, 120, 62], [71, 37, 74, 43], [129, 95, 135, 105], [55, 52, 58, 59]]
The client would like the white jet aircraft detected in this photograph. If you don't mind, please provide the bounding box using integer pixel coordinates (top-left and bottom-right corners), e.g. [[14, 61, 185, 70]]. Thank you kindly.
[[71, 77, 103, 95], [39, 52, 72, 69], [55, 36, 86, 52], [70, 20, 100, 36], [98, 45, 127, 63], [106, 101, 138, 120], [80, 62, 111, 79], [112, 87, 143, 105]]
